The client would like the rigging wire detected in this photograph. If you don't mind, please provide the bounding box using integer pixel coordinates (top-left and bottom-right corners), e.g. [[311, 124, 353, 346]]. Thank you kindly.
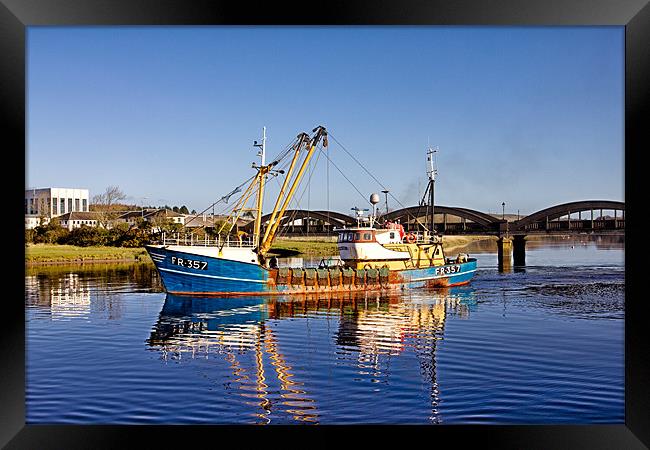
[[277, 142, 325, 239], [182, 134, 299, 232], [306, 143, 318, 234], [183, 174, 256, 228], [327, 131, 431, 231], [254, 138, 320, 242], [327, 143, 330, 229], [185, 128, 434, 240], [327, 132, 408, 210], [274, 140, 345, 240], [318, 145, 372, 207]]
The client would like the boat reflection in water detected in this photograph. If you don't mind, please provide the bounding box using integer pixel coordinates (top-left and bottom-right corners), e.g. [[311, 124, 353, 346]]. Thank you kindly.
[[147, 288, 477, 424]]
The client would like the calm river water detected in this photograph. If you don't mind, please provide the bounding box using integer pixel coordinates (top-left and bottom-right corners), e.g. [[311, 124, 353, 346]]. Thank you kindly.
[[25, 237, 624, 424]]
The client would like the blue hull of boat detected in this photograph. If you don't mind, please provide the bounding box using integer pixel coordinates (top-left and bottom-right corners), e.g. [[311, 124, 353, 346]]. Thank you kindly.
[[396, 260, 478, 289], [145, 245, 268, 295], [146, 245, 477, 296]]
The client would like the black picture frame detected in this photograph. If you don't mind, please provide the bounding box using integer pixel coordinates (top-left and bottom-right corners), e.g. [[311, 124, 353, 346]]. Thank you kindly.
[[5, 0, 647, 448]]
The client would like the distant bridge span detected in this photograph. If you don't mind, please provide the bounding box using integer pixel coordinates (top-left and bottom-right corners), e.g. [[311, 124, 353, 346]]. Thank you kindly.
[[242, 209, 357, 233], [383, 205, 499, 230], [511, 200, 625, 233], [387, 200, 625, 235], [242, 201, 624, 236]]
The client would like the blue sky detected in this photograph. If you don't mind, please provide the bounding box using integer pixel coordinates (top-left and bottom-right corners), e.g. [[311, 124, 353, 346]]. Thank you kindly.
[[27, 26, 624, 216]]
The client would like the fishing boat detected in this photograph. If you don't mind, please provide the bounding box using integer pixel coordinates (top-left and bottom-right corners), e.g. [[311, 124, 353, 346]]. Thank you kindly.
[[145, 126, 477, 296]]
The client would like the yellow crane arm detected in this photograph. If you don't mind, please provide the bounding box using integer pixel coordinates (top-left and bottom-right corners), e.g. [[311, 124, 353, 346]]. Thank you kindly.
[[258, 126, 327, 255], [260, 133, 310, 247]]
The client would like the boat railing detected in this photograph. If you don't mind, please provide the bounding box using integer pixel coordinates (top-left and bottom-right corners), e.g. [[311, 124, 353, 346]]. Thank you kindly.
[[160, 232, 257, 248]]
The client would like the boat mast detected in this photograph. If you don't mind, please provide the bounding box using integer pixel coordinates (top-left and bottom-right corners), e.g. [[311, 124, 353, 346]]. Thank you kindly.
[[253, 127, 268, 249], [426, 146, 437, 240]]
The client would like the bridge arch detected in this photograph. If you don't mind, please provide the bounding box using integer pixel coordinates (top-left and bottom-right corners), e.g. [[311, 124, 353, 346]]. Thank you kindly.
[[383, 205, 501, 232], [238, 201, 624, 236], [242, 209, 356, 233], [513, 200, 625, 232]]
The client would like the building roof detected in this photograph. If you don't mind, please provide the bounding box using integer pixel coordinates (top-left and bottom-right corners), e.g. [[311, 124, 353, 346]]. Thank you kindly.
[[118, 210, 150, 220], [154, 209, 185, 218], [26, 187, 89, 192], [184, 215, 222, 228], [117, 209, 186, 220], [57, 211, 102, 221], [184, 215, 251, 228]]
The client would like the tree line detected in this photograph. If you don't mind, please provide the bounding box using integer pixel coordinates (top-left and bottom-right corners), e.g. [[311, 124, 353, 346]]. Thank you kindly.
[[89, 186, 197, 216], [26, 217, 235, 248]]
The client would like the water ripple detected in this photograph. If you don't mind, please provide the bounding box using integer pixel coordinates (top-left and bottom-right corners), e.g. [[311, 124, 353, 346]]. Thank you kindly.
[[26, 246, 624, 424]]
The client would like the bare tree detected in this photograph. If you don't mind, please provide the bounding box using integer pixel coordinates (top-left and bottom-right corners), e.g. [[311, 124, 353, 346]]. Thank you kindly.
[[92, 186, 126, 207], [91, 186, 127, 228]]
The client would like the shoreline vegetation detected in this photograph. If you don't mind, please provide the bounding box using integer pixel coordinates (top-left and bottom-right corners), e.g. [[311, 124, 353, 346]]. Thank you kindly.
[[25, 236, 496, 265], [25, 244, 150, 265], [27, 234, 619, 266]]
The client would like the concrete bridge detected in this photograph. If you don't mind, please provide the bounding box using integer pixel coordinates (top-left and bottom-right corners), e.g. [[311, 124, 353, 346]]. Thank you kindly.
[[244, 200, 624, 267], [384, 200, 625, 267], [248, 200, 624, 235]]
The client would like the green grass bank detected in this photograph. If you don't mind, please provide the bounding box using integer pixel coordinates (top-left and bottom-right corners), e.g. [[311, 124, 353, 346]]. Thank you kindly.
[[25, 244, 150, 264]]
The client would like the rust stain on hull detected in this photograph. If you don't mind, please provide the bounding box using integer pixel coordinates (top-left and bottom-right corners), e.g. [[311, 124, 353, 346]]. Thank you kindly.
[[168, 266, 471, 297]]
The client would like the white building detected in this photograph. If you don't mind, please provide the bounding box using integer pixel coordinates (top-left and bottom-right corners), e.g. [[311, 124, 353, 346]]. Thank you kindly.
[[57, 212, 102, 231], [25, 187, 90, 229]]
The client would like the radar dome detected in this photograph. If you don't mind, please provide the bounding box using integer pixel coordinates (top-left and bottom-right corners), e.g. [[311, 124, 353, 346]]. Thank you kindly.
[[370, 193, 380, 205]]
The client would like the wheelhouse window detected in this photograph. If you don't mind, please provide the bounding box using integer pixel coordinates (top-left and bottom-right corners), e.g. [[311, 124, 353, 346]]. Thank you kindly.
[[338, 232, 355, 243], [339, 231, 375, 242]]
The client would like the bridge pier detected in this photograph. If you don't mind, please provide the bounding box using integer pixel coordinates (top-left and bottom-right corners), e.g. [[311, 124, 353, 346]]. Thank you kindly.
[[497, 237, 512, 272], [513, 235, 526, 266]]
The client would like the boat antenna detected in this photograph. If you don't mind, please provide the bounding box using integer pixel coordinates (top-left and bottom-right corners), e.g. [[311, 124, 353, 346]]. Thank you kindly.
[[252, 127, 267, 249], [426, 145, 438, 240], [255, 126, 267, 166]]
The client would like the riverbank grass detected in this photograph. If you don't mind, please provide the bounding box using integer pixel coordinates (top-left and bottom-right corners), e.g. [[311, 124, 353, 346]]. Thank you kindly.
[[25, 244, 149, 263], [268, 239, 339, 256]]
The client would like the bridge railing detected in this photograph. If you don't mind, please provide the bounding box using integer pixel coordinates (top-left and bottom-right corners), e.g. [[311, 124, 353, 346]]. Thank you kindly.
[[522, 219, 625, 232]]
